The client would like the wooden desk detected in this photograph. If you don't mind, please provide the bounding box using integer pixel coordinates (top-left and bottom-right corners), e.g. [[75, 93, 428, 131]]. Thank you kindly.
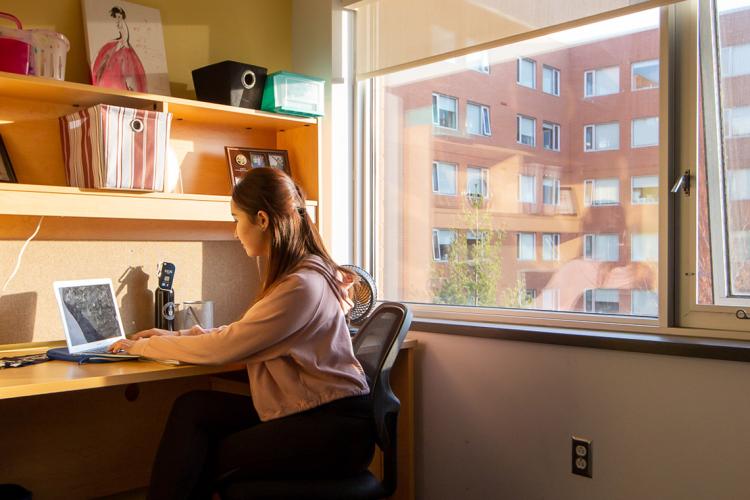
[[0, 340, 415, 500]]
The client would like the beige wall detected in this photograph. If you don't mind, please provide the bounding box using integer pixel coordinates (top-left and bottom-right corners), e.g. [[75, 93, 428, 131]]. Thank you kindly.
[[0, 0, 293, 98], [411, 331, 750, 499]]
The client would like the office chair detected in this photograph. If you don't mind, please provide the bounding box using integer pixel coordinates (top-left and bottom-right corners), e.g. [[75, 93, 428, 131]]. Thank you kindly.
[[219, 301, 413, 500]]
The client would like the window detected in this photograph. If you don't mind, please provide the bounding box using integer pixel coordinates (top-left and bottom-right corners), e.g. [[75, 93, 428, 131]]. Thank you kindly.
[[631, 117, 659, 147], [517, 57, 536, 88], [632, 175, 658, 204], [466, 103, 491, 136], [584, 123, 620, 151], [517, 115, 536, 146], [543, 177, 560, 205], [543, 65, 561, 96], [517, 233, 536, 260], [466, 230, 488, 260], [519, 175, 536, 203], [631, 290, 658, 316], [584, 178, 619, 206], [631, 60, 659, 90], [584, 234, 619, 261], [584, 66, 619, 97], [720, 43, 750, 78], [432, 161, 457, 195], [432, 229, 456, 261], [631, 233, 658, 262], [724, 106, 750, 137], [466, 50, 490, 74], [432, 93, 457, 129], [543, 122, 561, 151], [542, 288, 560, 311], [727, 169, 750, 200], [584, 289, 620, 314], [467, 167, 489, 198], [542, 233, 560, 261]]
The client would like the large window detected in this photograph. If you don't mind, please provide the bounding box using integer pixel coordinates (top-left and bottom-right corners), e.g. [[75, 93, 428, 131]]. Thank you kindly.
[[584, 66, 619, 97], [720, 43, 750, 77], [632, 117, 659, 147], [467, 50, 490, 74], [543, 65, 561, 96], [632, 175, 658, 204], [632, 60, 659, 90], [517, 115, 536, 146], [373, 9, 660, 319], [467, 102, 491, 136], [517, 57, 536, 88], [724, 106, 750, 137], [432, 93, 458, 129], [584, 178, 620, 206], [432, 161, 457, 195], [584, 289, 620, 313], [631, 233, 658, 262], [584, 123, 620, 151]]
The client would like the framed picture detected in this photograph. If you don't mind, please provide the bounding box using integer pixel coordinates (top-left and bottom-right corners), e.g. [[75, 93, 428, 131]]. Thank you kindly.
[[225, 147, 291, 187], [0, 134, 17, 183], [82, 0, 171, 96]]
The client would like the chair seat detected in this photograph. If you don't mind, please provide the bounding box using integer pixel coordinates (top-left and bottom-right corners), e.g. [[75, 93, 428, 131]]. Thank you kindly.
[[220, 471, 387, 500]]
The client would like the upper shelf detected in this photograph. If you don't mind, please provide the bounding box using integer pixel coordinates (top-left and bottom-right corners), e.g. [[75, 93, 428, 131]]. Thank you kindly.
[[0, 71, 317, 132]]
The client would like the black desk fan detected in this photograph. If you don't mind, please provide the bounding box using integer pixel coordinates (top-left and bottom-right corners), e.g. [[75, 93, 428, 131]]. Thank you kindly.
[[341, 264, 377, 334]]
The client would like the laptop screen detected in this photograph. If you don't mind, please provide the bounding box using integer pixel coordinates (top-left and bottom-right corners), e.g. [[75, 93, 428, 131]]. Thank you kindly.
[[55, 280, 124, 348]]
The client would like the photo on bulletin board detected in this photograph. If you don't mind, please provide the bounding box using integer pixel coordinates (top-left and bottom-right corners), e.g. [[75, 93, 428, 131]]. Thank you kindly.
[[0, 134, 17, 183], [82, 0, 171, 96], [225, 147, 291, 187]]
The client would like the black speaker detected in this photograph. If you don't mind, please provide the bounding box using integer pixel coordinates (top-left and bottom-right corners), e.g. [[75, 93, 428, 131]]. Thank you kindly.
[[192, 61, 268, 109]]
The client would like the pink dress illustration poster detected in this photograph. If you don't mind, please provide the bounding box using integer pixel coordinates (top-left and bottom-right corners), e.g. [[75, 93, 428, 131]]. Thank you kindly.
[[82, 0, 170, 95]]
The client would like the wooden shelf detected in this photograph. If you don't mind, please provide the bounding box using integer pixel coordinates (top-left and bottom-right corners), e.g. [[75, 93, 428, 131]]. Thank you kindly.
[[0, 183, 318, 222], [0, 71, 316, 131]]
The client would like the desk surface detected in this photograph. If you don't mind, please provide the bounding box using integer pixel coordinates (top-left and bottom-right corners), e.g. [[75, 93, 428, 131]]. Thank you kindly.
[[0, 339, 416, 400]]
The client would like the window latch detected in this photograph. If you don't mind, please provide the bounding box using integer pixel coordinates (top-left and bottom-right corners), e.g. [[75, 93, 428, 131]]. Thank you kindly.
[[737, 310, 750, 320], [671, 170, 691, 196]]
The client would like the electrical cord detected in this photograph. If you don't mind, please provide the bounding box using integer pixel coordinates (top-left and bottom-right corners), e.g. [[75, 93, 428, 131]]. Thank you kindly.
[[0, 216, 44, 298]]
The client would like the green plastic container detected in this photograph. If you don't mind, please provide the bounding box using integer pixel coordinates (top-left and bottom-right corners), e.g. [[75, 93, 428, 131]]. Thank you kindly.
[[261, 71, 325, 117]]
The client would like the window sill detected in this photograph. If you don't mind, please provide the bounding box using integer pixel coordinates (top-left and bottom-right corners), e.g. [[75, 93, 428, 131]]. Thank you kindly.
[[411, 318, 750, 363]]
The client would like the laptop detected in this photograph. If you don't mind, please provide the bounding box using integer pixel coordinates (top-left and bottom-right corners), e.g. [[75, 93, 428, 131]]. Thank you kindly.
[[53, 278, 140, 359]]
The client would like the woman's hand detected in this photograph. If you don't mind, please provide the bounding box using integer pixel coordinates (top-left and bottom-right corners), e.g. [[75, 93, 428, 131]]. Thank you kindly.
[[108, 338, 136, 353], [131, 328, 173, 340]]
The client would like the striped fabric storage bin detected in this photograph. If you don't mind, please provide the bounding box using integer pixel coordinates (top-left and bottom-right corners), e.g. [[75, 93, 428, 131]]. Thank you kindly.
[[59, 104, 172, 191]]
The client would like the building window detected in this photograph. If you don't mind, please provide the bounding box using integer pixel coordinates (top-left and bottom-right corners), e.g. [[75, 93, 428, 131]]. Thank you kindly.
[[728, 169, 750, 200], [517, 233, 536, 260], [467, 102, 491, 136], [631, 59, 659, 90], [542, 288, 560, 311], [631, 117, 659, 147], [631, 233, 658, 262], [584, 289, 620, 314], [467, 166, 489, 198], [543, 121, 561, 151], [517, 115, 536, 146], [632, 175, 658, 204], [631, 290, 658, 316], [584, 66, 619, 97], [720, 43, 750, 78], [584, 234, 619, 261], [725, 106, 750, 137], [584, 123, 620, 151], [432, 93, 458, 130], [543, 65, 560, 96], [466, 230, 487, 260], [432, 229, 456, 261], [542, 233, 560, 261], [466, 50, 490, 74], [517, 57, 536, 88], [584, 178, 620, 206], [432, 161, 457, 195], [542, 177, 560, 205], [519, 174, 536, 203]]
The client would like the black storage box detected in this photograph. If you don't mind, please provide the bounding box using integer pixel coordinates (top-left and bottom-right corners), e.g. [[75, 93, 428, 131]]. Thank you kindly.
[[192, 61, 268, 109]]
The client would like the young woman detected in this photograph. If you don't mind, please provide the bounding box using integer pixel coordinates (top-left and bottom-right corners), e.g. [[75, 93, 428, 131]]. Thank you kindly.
[[109, 168, 374, 499]]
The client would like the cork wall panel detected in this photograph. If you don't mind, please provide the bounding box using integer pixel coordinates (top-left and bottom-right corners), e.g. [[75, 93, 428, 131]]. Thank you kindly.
[[0, 240, 260, 345]]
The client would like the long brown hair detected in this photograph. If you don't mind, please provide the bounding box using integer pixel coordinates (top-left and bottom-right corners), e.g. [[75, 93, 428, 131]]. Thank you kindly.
[[232, 167, 354, 303]]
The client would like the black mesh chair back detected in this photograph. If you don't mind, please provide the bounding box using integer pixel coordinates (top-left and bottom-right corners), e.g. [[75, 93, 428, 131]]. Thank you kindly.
[[218, 302, 412, 500]]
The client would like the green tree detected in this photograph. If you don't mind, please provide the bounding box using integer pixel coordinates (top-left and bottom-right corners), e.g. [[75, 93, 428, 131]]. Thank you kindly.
[[431, 194, 529, 307]]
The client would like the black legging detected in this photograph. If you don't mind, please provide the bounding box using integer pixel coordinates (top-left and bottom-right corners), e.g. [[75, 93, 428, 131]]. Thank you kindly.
[[146, 390, 376, 500]]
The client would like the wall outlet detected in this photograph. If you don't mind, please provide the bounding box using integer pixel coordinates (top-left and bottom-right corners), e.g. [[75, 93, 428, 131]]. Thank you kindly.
[[571, 436, 592, 478]]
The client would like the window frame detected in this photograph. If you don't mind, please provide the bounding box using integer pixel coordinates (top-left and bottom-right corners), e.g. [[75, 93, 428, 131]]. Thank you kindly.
[[467, 166, 490, 198], [431, 92, 458, 130], [542, 176, 561, 205], [584, 122, 620, 152], [517, 114, 536, 146], [518, 174, 536, 203], [517, 232, 537, 261], [543, 121, 561, 151], [466, 102, 492, 136], [631, 59, 660, 91], [631, 175, 659, 205], [543, 65, 561, 96], [584, 178, 620, 206], [432, 228, 456, 261], [431, 161, 458, 196], [542, 232, 561, 261], [517, 57, 537, 89], [583, 233, 620, 262], [631, 116, 660, 148], [584, 66, 620, 97]]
